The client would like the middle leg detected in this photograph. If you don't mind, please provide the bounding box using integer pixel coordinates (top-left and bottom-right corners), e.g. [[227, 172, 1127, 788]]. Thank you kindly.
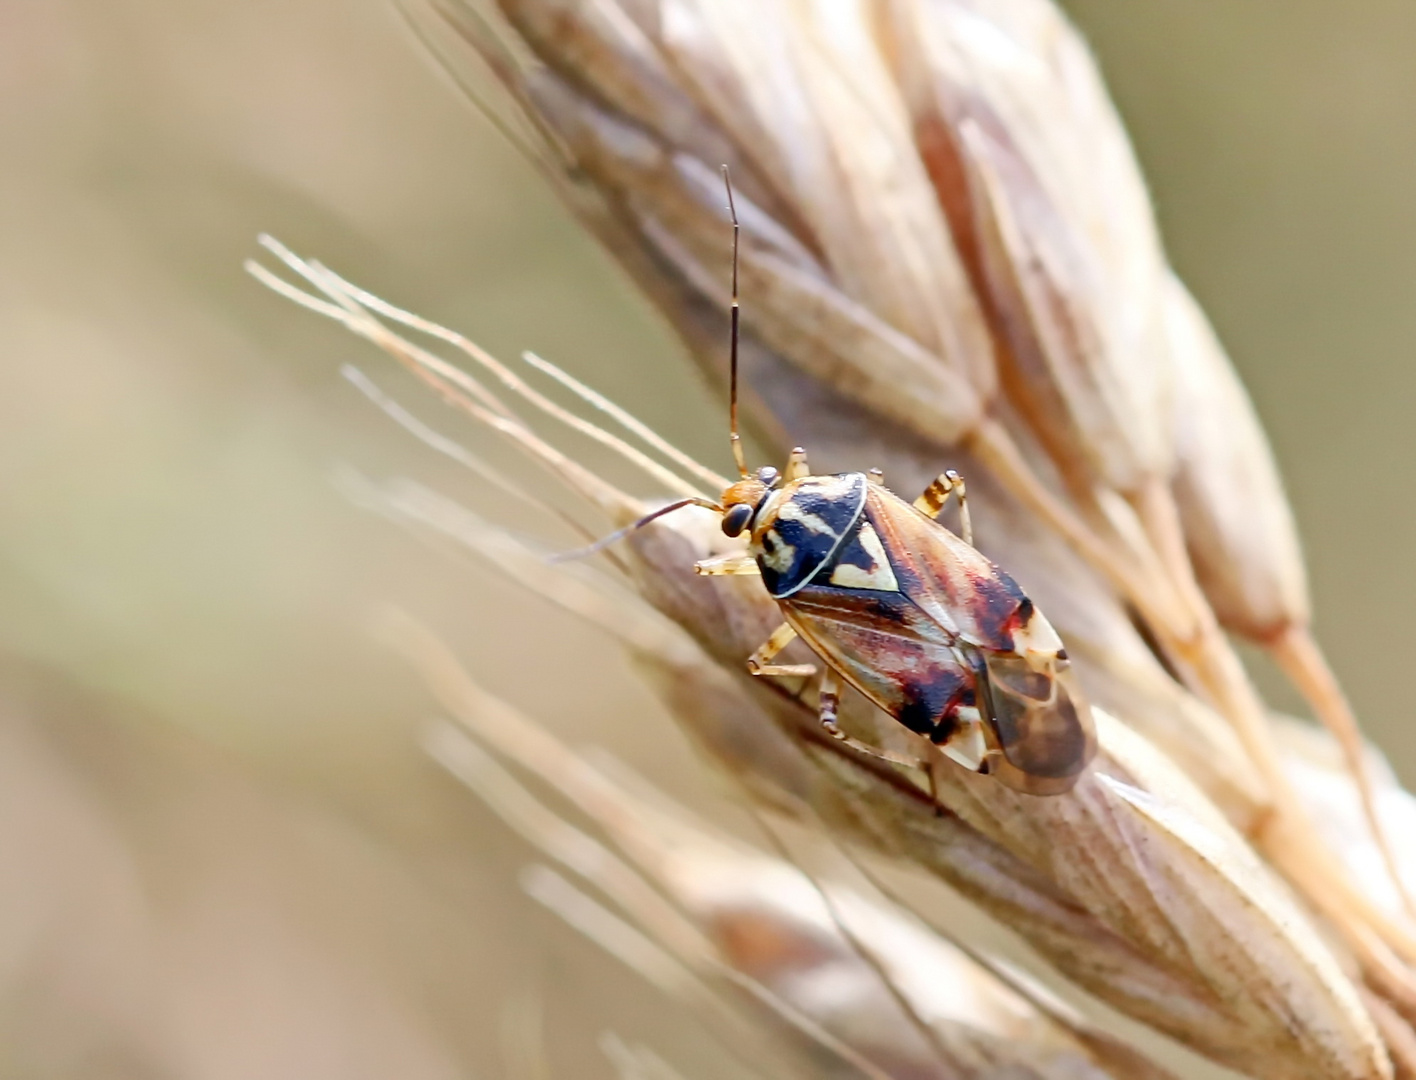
[[747, 622, 816, 678], [694, 552, 760, 576]]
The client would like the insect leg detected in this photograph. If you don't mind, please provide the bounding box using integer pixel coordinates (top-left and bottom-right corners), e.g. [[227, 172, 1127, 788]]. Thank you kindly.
[[925, 751, 945, 816], [784, 446, 811, 481], [817, 667, 922, 767], [818, 666, 843, 735], [746, 622, 816, 678], [913, 470, 971, 545], [694, 553, 760, 576], [867, 467, 885, 486]]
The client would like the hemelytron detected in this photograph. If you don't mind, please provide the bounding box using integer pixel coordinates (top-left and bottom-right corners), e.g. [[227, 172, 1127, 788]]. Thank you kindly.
[[583, 170, 1097, 796]]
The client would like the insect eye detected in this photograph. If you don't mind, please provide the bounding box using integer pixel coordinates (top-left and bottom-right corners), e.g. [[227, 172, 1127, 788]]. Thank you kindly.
[[721, 503, 754, 537]]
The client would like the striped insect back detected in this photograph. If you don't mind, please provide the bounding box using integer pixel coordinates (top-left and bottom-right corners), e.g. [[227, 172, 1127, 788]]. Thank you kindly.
[[754, 474, 867, 598]]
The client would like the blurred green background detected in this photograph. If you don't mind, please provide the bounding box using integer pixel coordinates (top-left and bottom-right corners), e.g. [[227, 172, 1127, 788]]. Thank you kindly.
[[3, 1, 1415, 1076]]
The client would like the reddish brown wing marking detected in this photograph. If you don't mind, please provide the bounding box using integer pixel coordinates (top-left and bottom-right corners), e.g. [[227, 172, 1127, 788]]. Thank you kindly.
[[850, 484, 1096, 793], [780, 584, 976, 743], [862, 484, 1034, 653]]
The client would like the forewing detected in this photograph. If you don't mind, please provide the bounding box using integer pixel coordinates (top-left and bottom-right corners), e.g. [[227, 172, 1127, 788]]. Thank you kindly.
[[863, 484, 1040, 652], [781, 584, 973, 740], [978, 653, 1098, 795]]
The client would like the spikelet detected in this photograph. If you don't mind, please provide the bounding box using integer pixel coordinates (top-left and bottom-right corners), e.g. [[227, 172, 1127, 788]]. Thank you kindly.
[[247, 0, 1416, 1074], [395, 0, 1416, 988], [421, 665, 1183, 1079], [247, 240, 1409, 1077], [390, 3, 1416, 943], [1162, 273, 1309, 640]]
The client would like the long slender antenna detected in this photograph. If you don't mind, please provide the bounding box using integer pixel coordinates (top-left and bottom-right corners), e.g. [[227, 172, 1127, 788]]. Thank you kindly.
[[548, 496, 723, 563], [723, 166, 749, 479]]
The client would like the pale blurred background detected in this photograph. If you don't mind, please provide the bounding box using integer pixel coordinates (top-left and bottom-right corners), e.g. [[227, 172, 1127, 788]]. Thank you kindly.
[[2, 2, 1415, 1076]]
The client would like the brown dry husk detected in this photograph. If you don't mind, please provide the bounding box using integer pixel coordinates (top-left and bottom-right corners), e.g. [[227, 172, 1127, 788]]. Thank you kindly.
[[247, 1, 1416, 1077]]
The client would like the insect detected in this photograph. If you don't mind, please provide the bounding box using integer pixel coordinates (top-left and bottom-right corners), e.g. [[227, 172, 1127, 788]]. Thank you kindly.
[[579, 171, 1097, 796]]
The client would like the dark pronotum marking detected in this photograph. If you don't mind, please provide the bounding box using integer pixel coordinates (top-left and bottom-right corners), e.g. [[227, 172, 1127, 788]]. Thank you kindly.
[[759, 474, 867, 598]]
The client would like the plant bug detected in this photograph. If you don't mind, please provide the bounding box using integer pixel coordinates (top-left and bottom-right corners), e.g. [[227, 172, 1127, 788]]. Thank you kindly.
[[577, 170, 1098, 796]]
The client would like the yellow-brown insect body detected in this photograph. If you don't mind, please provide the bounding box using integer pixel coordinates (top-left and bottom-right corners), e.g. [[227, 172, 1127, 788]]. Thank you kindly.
[[732, 471, 1096, 795]]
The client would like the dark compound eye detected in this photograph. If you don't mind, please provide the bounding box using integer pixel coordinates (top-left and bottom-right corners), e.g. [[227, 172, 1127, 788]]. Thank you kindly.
[[721, 502, 754, 537]]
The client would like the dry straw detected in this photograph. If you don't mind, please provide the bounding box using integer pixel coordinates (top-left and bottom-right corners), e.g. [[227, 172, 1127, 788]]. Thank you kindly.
[[249, 1, 1416, 1076]]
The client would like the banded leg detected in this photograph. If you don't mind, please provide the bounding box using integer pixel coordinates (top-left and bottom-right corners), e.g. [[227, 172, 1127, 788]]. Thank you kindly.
[[914, 470, 971, 545], [818, 667, 919, 767], [694, 553, 760, 576], [784, 446, 811, 482], [818, 666, 843, 738], [746, 622, 816, 678]]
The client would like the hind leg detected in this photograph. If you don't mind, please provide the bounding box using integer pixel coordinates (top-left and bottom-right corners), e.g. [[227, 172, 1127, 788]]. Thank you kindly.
[[914, 470, 971, 545], [817, 667, 919, 767], [784, 446, 811, 482]]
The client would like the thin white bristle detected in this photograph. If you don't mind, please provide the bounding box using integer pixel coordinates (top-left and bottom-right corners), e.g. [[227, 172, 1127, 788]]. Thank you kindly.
[[253, 239, 640, 519], [244, 259, 348, 323], [521, 351, 732, 492], [310, 262, 711, 502], [339, 363, 555, 518]]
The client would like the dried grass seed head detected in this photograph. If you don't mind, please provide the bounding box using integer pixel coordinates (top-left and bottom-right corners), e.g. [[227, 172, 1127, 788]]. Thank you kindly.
[[252, 0, 1416, 1070], [431, 0, 1416, 957], [425, 670, 1176, 1080]]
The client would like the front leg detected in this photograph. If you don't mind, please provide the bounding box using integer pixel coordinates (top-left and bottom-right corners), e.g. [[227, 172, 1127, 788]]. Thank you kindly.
[[694, 552, 760, 577], [746, 622, 816, 677]]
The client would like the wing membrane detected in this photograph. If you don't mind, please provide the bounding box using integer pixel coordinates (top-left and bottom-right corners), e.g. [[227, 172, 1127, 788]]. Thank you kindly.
[[977, 653, 1097, 794]]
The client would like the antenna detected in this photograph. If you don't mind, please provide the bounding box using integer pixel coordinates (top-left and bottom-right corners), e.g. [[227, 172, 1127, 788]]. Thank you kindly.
[[548, 495, 723, 563], [723, 166, 749, 479]]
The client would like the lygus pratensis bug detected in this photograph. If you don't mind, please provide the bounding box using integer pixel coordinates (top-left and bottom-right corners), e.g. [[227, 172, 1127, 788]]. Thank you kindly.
[[569, 169, 1098, 796]]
